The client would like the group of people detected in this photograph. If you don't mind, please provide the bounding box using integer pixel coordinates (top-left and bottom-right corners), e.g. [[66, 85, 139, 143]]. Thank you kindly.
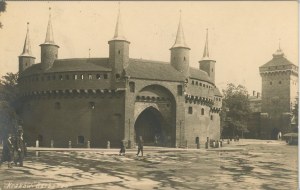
[[119, 136, 144, 157], [0, 127, 27, 168]]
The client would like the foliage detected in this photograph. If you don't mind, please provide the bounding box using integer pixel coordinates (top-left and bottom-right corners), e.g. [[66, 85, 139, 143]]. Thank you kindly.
[[221, 83, 251, 138], [0, 72, 19, 140], [0, 1, 7, 28]]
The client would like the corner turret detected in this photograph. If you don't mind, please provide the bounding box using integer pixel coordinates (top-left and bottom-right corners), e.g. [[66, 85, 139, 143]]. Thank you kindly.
[[40, 8, 59, 70], [199, 29, 216, 83], [108, 5, 130, 80], [170, 11, 190, 77], [19, 22, 35, 73]]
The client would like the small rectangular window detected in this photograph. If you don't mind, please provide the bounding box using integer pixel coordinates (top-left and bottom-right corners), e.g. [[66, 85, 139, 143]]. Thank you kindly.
[[74, 75, 78, 80], [89, 102, 95, 109], [104, 74, 108, 79], [177, 85, 183, 96], [96, 74, 101, 79], [88, 75, 92, 80], [211, 115, 213, 120], [129, 82, 135, 93], [77, 136, 84, 144], [188, 107, 193, 114], [80, 74, 84, 80]]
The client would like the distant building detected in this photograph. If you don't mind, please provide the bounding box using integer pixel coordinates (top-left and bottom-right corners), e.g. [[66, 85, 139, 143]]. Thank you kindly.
[[259, 47, 298, 139], [17, 9, 222, 148], [249, 91, 261, 113]]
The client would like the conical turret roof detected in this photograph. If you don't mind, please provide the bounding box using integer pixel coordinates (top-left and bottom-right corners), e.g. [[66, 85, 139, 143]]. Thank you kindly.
[[171, 11, 190, 49], [111, 5, 128, 41], [42, 8, 58, 46], [20, 22, 35, 58]]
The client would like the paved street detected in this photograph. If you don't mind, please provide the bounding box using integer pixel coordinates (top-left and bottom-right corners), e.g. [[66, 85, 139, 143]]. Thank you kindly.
[[0, 140, 298, 190]]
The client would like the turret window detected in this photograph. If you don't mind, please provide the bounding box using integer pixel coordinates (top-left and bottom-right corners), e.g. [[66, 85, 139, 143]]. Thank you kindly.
[[279, 81, 281, 84], [188, 107, 193, 114], [177, 85, 183, 96], [211, 115, 213, 120], [184, 57, 186, 61], [270, 81, 272, 85], [201, 108, 205, 115], [118, 50, 121, 55], [129, 82, 135, 93]]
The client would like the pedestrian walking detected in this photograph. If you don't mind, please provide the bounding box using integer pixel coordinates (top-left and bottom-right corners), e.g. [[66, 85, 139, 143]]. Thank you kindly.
[[119, 140, 126, 156], [136, 136, 144, 157], [16, 129, 27, 167]]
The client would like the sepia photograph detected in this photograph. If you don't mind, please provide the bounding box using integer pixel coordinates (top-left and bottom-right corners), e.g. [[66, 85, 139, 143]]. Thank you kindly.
[[0, 1, 298, 189]]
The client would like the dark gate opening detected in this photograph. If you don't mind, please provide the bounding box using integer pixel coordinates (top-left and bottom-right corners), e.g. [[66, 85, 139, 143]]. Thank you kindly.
[[134, 107, 163, 146]]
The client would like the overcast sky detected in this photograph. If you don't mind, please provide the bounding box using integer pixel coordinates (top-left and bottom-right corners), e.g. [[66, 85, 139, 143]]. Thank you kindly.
[[0, 1, 298, 93]]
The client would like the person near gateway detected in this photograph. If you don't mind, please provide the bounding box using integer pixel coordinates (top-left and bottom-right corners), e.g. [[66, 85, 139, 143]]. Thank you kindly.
[[16, 128, 27, 167], [119, 139, 126, 156], [136, 136, 144, 157]]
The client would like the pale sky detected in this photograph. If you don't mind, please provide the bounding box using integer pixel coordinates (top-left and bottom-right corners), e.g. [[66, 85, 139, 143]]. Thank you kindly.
[[0, 1, 298, 93]]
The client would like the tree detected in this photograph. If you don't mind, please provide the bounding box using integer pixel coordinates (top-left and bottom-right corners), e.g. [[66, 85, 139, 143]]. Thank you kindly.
[[0, 1, 7, 29], [221, 83, 251, 138], [0, 72, 19, 141]]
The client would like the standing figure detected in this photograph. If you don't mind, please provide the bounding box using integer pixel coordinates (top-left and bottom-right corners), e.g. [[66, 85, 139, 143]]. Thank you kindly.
[[1, 134, 15, 168], [136, 136, 144, 157], [16, 130, 27, 167], [119, 140, 126, 156]]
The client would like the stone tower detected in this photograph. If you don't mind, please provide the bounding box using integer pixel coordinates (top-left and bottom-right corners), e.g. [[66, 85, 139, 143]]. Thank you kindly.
[[170, 12, 190, 77], [40, 8, 59, 70], [199, 29, 216, 83], [19, 22, 35, 73], [108, 7, 130, 80], [259, 46, 298, 139]]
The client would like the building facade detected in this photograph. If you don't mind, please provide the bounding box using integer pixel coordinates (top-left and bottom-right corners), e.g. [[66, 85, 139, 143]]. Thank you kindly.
[[17, 9, 222, 148], [259, 47, 298, 139]]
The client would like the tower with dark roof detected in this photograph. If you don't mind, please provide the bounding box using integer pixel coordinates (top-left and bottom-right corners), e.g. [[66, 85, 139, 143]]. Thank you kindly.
[[19, 22, 35, 73], [259, 46, 298, 139], [170, 12, 190, 78], [108, 7, 130, 82], [40, 8, 60, 70], [199, 29, 216, 83]]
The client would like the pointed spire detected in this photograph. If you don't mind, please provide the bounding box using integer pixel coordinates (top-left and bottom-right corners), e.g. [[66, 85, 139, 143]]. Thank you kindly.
[[20, 22, 34, 57], [112, 2, 127, 41], [202, 28, 210, 59], [44, 7, 56, 45], [171, 10, 189, 49]]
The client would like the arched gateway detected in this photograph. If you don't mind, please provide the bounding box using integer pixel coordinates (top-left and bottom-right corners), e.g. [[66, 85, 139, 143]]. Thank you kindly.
[[134, 85, 176, 147]]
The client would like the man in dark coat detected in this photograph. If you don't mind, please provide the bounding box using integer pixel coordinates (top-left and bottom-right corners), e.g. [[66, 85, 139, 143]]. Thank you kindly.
[[16, 130, 26, 167], [1, 134, 15, 168], [136, 136, 144, 157]]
